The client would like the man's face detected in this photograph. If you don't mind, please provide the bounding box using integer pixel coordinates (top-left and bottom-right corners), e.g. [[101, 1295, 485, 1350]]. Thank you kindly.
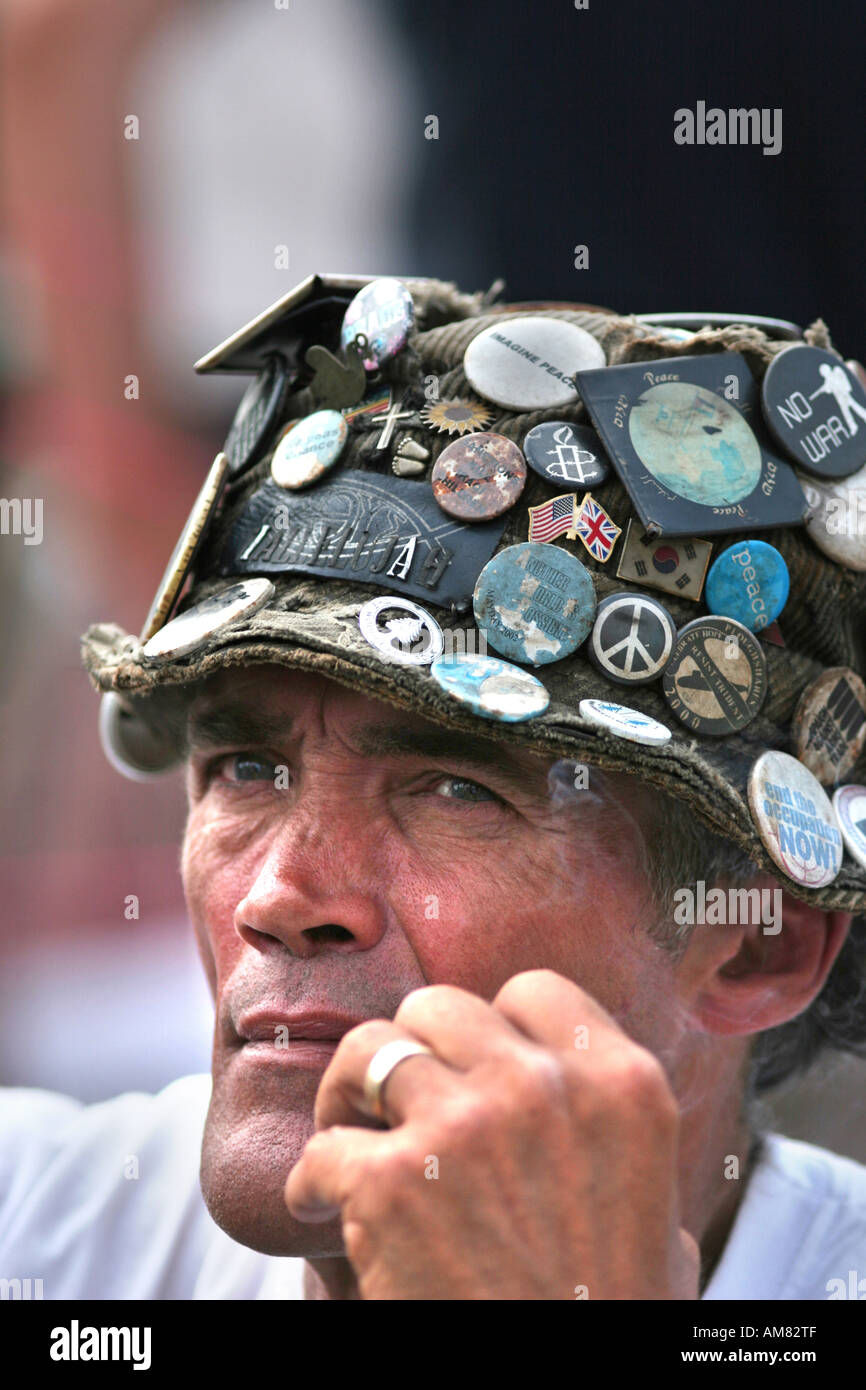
[[182, 665, 681, 1256]]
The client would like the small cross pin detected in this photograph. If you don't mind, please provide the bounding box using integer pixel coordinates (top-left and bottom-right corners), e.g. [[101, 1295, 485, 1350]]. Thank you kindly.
[[375, 391, 417, 450]]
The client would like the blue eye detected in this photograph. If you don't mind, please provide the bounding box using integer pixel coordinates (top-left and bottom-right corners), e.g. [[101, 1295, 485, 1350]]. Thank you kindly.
[[223, 754, 281, 783], [434, 777, 498, 803]]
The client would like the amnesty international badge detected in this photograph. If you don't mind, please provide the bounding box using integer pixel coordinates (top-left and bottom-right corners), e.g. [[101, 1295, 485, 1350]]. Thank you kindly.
[[575, 353, 808, 537], [616, 521, 713, 601]]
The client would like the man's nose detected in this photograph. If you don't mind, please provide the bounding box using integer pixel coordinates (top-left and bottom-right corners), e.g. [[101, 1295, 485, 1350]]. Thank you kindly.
[[233, 794, 393, 958]]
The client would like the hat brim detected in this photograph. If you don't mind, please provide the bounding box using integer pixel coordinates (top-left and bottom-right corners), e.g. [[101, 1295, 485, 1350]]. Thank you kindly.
[[82, 573, 866, 914]]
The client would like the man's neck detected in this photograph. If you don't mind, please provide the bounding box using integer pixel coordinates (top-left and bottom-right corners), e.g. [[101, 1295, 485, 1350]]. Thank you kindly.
[[673, 1052, 757, 1293]]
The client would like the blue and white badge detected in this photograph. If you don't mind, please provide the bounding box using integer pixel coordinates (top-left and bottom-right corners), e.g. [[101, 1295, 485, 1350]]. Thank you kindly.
[[705, 539, 789, 633], [430, 653, 550, 722], [473, 541, 596, 666], [575, 352, 808, 538], [270, 410, 348, 489], [578, 698, 672, 746], [748, 750, 842, 888]]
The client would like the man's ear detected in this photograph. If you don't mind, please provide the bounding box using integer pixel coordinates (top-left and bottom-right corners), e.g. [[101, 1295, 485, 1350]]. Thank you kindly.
[[676, 880, 852, 1037]]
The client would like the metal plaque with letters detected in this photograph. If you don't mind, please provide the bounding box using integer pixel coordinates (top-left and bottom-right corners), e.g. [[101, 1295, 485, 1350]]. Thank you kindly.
[[218, 471, 507, 609]]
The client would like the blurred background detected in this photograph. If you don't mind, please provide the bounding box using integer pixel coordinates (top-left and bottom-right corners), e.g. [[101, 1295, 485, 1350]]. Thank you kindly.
[[0, 0, 863, 1157]]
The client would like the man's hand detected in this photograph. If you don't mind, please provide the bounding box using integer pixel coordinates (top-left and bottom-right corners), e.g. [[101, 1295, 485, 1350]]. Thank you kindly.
[[284, 970, 700, 1300]]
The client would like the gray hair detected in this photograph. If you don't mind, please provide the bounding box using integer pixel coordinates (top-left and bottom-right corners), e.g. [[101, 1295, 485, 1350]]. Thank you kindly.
[[629, 779, 866, 1094]]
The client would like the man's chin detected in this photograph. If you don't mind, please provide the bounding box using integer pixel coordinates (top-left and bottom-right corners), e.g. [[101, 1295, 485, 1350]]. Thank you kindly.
[[199, 1077, 345, 1258]]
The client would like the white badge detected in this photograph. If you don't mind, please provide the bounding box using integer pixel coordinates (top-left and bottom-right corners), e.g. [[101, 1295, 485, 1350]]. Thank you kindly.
[[271, 410, 348, 489], [99, 693, 177, 780], [578, 698, 672, 745], [797, 464, 866, 571], [358, 596, 444, 666], [142, 578, 275, 663], [464, 316, 605, 411], [748, 750, 843, 888]]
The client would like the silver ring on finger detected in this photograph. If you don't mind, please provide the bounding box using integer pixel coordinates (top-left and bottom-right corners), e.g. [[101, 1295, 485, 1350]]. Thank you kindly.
[[362, 1039, 435, 1121]]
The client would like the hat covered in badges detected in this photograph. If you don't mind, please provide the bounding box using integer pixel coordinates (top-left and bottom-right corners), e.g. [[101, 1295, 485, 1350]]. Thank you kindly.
[[81, 272, 866, 911]]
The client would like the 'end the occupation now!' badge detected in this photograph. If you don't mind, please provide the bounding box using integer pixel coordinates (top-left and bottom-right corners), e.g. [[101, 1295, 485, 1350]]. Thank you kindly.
[[575, 353, 808, 537]]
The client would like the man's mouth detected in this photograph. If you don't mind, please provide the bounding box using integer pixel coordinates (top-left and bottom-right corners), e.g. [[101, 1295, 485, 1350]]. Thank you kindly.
[[234, 1009, 369, 1061]]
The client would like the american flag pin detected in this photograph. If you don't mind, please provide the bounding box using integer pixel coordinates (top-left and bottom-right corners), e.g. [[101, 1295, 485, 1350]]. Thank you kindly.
[[527, 493, 578, 544]]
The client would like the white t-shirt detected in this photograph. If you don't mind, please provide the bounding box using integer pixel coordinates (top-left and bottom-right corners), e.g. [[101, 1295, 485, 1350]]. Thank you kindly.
[[1, 1074, 864, 1301], [0, 1075, 303, 1300]]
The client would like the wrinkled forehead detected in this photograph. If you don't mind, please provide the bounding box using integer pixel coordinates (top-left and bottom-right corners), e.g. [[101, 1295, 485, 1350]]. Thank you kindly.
[[186, 664, 548, 774], [183, 663, 652, 824]]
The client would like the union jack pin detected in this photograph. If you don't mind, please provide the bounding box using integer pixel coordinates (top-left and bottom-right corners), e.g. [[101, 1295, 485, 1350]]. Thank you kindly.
[[572, 492, 621, 564]]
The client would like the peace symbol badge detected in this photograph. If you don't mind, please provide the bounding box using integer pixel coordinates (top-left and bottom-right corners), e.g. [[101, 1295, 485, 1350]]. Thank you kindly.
[[588, 592, 677, 685]]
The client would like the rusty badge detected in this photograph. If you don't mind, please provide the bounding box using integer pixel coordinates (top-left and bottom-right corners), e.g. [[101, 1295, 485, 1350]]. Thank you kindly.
[[431, 431, 527, 522]]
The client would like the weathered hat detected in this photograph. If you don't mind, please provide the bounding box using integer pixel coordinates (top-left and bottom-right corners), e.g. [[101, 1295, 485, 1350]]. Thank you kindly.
[[81, 273, 866, 911]]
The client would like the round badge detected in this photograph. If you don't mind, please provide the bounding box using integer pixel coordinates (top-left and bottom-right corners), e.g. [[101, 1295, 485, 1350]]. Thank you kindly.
[[832, 785, 866, 870], [340, 278, 415, 370], [139, 451, 229, 642], [463, 316, 605, 411], [761, 346, 866, 478], [796, 464, 866, 571], [430, 653, 550, 723], [473, 542, 596, 666], [270, 410, 348, 489], [141, 578, 274, 663], [704, 539, 790, 633], [588, 593, 676, 685], [792, 668, 866, 786], [748, 750, 843, 887], [661, 616, 767, 735], [628, 382, 763, 506], [431, 432, 527, 521], [578, 698, 672, 746], [223, 353, 290, 476], [99, 692, 178, 781], [358, 596, 444, 666], [522, 421, 610, 489]]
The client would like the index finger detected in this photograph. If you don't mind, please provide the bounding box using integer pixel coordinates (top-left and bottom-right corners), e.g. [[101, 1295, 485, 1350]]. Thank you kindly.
[[391, 982, 530, 1070], [492, 968, 626, 1053]]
